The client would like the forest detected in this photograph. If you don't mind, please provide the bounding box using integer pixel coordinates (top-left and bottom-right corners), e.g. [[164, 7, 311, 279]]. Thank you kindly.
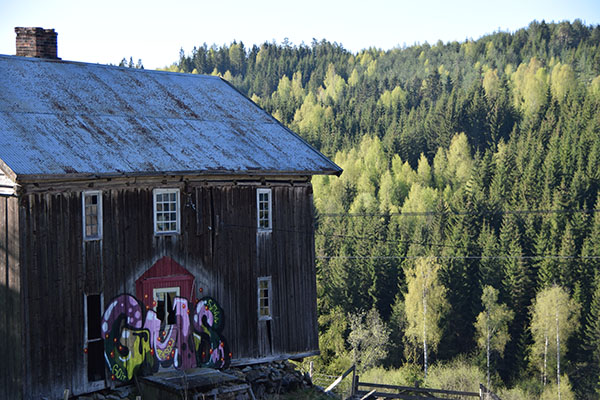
[[161, 20, 600, 399]]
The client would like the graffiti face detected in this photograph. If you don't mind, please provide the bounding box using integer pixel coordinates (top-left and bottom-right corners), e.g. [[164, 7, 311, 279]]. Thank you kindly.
[[101, 294, 229, 382]]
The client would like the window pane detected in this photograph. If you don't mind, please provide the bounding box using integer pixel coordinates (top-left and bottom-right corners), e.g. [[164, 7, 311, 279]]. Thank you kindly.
[[84, 193, 102, 239], [258, 278, 271, 318], [154, 190, 179, 234], [85, 194, 98, 206]]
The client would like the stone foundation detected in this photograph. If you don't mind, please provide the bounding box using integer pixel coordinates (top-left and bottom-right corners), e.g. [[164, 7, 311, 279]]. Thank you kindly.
[[75, 361, 315, 399]]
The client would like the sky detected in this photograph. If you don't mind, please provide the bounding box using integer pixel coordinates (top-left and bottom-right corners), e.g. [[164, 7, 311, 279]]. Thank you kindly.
[[1, 0, 599, 69]]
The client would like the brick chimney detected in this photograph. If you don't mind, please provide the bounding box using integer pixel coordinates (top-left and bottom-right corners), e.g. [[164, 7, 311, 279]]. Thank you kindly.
[[15, 27, 60, 59]]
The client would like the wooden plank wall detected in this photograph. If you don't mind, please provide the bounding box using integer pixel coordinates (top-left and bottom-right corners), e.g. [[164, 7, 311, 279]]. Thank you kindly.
[[18, 180, 318, 398], [20, 192, 83, 399], [270, 185, 318, 354], [0, 195, 22, 400]]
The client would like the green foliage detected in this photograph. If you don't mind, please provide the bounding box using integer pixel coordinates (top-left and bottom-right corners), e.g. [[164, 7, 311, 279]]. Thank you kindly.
[[530, 286, 580, 386], [499, 386, 532, 400], [424, 357, 486, 394], [476, 286, 514, 388], [476, 286, 513, 355], [540, 375, 576, 400], [168, 19, 600, 394], [360, 364, 424, 387], [584, 273, 600, 395], [404, 257, 449, 376], [314, 307, 351, 374], [276, 387, 333, 400], [347, 308, 390, 373]]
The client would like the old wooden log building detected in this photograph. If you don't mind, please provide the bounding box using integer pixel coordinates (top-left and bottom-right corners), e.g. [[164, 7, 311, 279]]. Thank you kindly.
[[0, 28, 341, 399]]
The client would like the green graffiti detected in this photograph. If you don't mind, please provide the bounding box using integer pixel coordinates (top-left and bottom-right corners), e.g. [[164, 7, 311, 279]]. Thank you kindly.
[[102, 293, 230, 382], [193, 297, 229, 368], [104, 315, 154, 382], [111, 363, 127, 382]]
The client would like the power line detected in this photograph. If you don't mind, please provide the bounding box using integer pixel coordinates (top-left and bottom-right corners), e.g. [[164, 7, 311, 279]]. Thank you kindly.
[[318, 208, 600, 218], [222, 223, 600, 260], [222, 223, 459, 249], [317, 255, 600, 260]]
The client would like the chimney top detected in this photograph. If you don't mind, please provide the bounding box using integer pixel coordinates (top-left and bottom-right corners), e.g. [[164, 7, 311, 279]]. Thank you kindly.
[[15, 27, 60, 60]]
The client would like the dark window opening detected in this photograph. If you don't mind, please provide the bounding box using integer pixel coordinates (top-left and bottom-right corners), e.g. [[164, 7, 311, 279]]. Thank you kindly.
[[87, 340, 105, 382], [155, 289, 178, 326], [87, 294, 101, 340], [86, 294, 105, 382]]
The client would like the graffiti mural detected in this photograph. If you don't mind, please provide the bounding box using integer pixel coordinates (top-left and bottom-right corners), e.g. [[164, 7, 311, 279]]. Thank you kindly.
[[101, 294, 230, 382], [193, 297, 227, 368]]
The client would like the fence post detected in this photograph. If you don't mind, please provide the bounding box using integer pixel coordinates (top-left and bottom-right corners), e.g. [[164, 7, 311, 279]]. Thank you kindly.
[[309, 361, 313, 379]]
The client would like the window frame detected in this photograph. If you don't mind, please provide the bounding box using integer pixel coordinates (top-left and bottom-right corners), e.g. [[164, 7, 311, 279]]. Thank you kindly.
[[256, 188, 272, 232], [152, 286, 180, 326], [153, 188, 181, 235], [257, 276, 272, 321], [82, 191, 102, 241]]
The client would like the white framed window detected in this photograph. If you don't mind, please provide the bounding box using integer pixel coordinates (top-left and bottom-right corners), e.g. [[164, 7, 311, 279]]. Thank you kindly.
[[258, 277, 272, 320], [257, 188, 272, 231], [153, 188, 180, 235], [153, 287, 180, 326], [82, 191, 102, 240]]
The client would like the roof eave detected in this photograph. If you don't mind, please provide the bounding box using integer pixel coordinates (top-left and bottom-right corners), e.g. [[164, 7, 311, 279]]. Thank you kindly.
[[219, 77, 343, 175], [0, 158, 18, 181], [14, 168, 343, 184]]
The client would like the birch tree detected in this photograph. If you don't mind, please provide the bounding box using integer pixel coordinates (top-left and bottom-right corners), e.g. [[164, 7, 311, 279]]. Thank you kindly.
[[530, 286, 579, 399], [347, 308, 390, 372], [475, 286, 514, 389], [405, 257, 448, 377]]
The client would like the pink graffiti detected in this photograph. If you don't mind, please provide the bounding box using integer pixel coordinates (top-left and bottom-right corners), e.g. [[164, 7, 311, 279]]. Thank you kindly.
[[101, 294, 229, 379]]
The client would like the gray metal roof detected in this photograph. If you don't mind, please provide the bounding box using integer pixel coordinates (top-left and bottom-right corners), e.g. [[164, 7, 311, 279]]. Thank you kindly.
[[0, 55, 341, 180]]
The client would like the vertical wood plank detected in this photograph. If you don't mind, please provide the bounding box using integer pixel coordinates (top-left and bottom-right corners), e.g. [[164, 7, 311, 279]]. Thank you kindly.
[[0, 197, 8, 399], [7, 196, 22, 398]]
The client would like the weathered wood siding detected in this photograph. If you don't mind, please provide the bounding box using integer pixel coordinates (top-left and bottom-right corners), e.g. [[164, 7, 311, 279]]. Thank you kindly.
[[0, 195, 21, 400], [17, 179, 318, 398], [20, 192, 83, 399]]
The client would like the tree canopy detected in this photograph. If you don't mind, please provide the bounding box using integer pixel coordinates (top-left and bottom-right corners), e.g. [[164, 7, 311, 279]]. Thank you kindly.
[[167, 19, 600, 397]]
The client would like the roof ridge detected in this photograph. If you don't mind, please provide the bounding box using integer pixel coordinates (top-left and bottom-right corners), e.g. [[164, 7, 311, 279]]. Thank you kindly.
[[0, 53, 220, 80]]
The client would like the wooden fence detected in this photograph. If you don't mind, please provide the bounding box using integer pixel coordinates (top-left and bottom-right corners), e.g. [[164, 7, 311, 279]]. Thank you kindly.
[[321, 365, 502, 400]]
